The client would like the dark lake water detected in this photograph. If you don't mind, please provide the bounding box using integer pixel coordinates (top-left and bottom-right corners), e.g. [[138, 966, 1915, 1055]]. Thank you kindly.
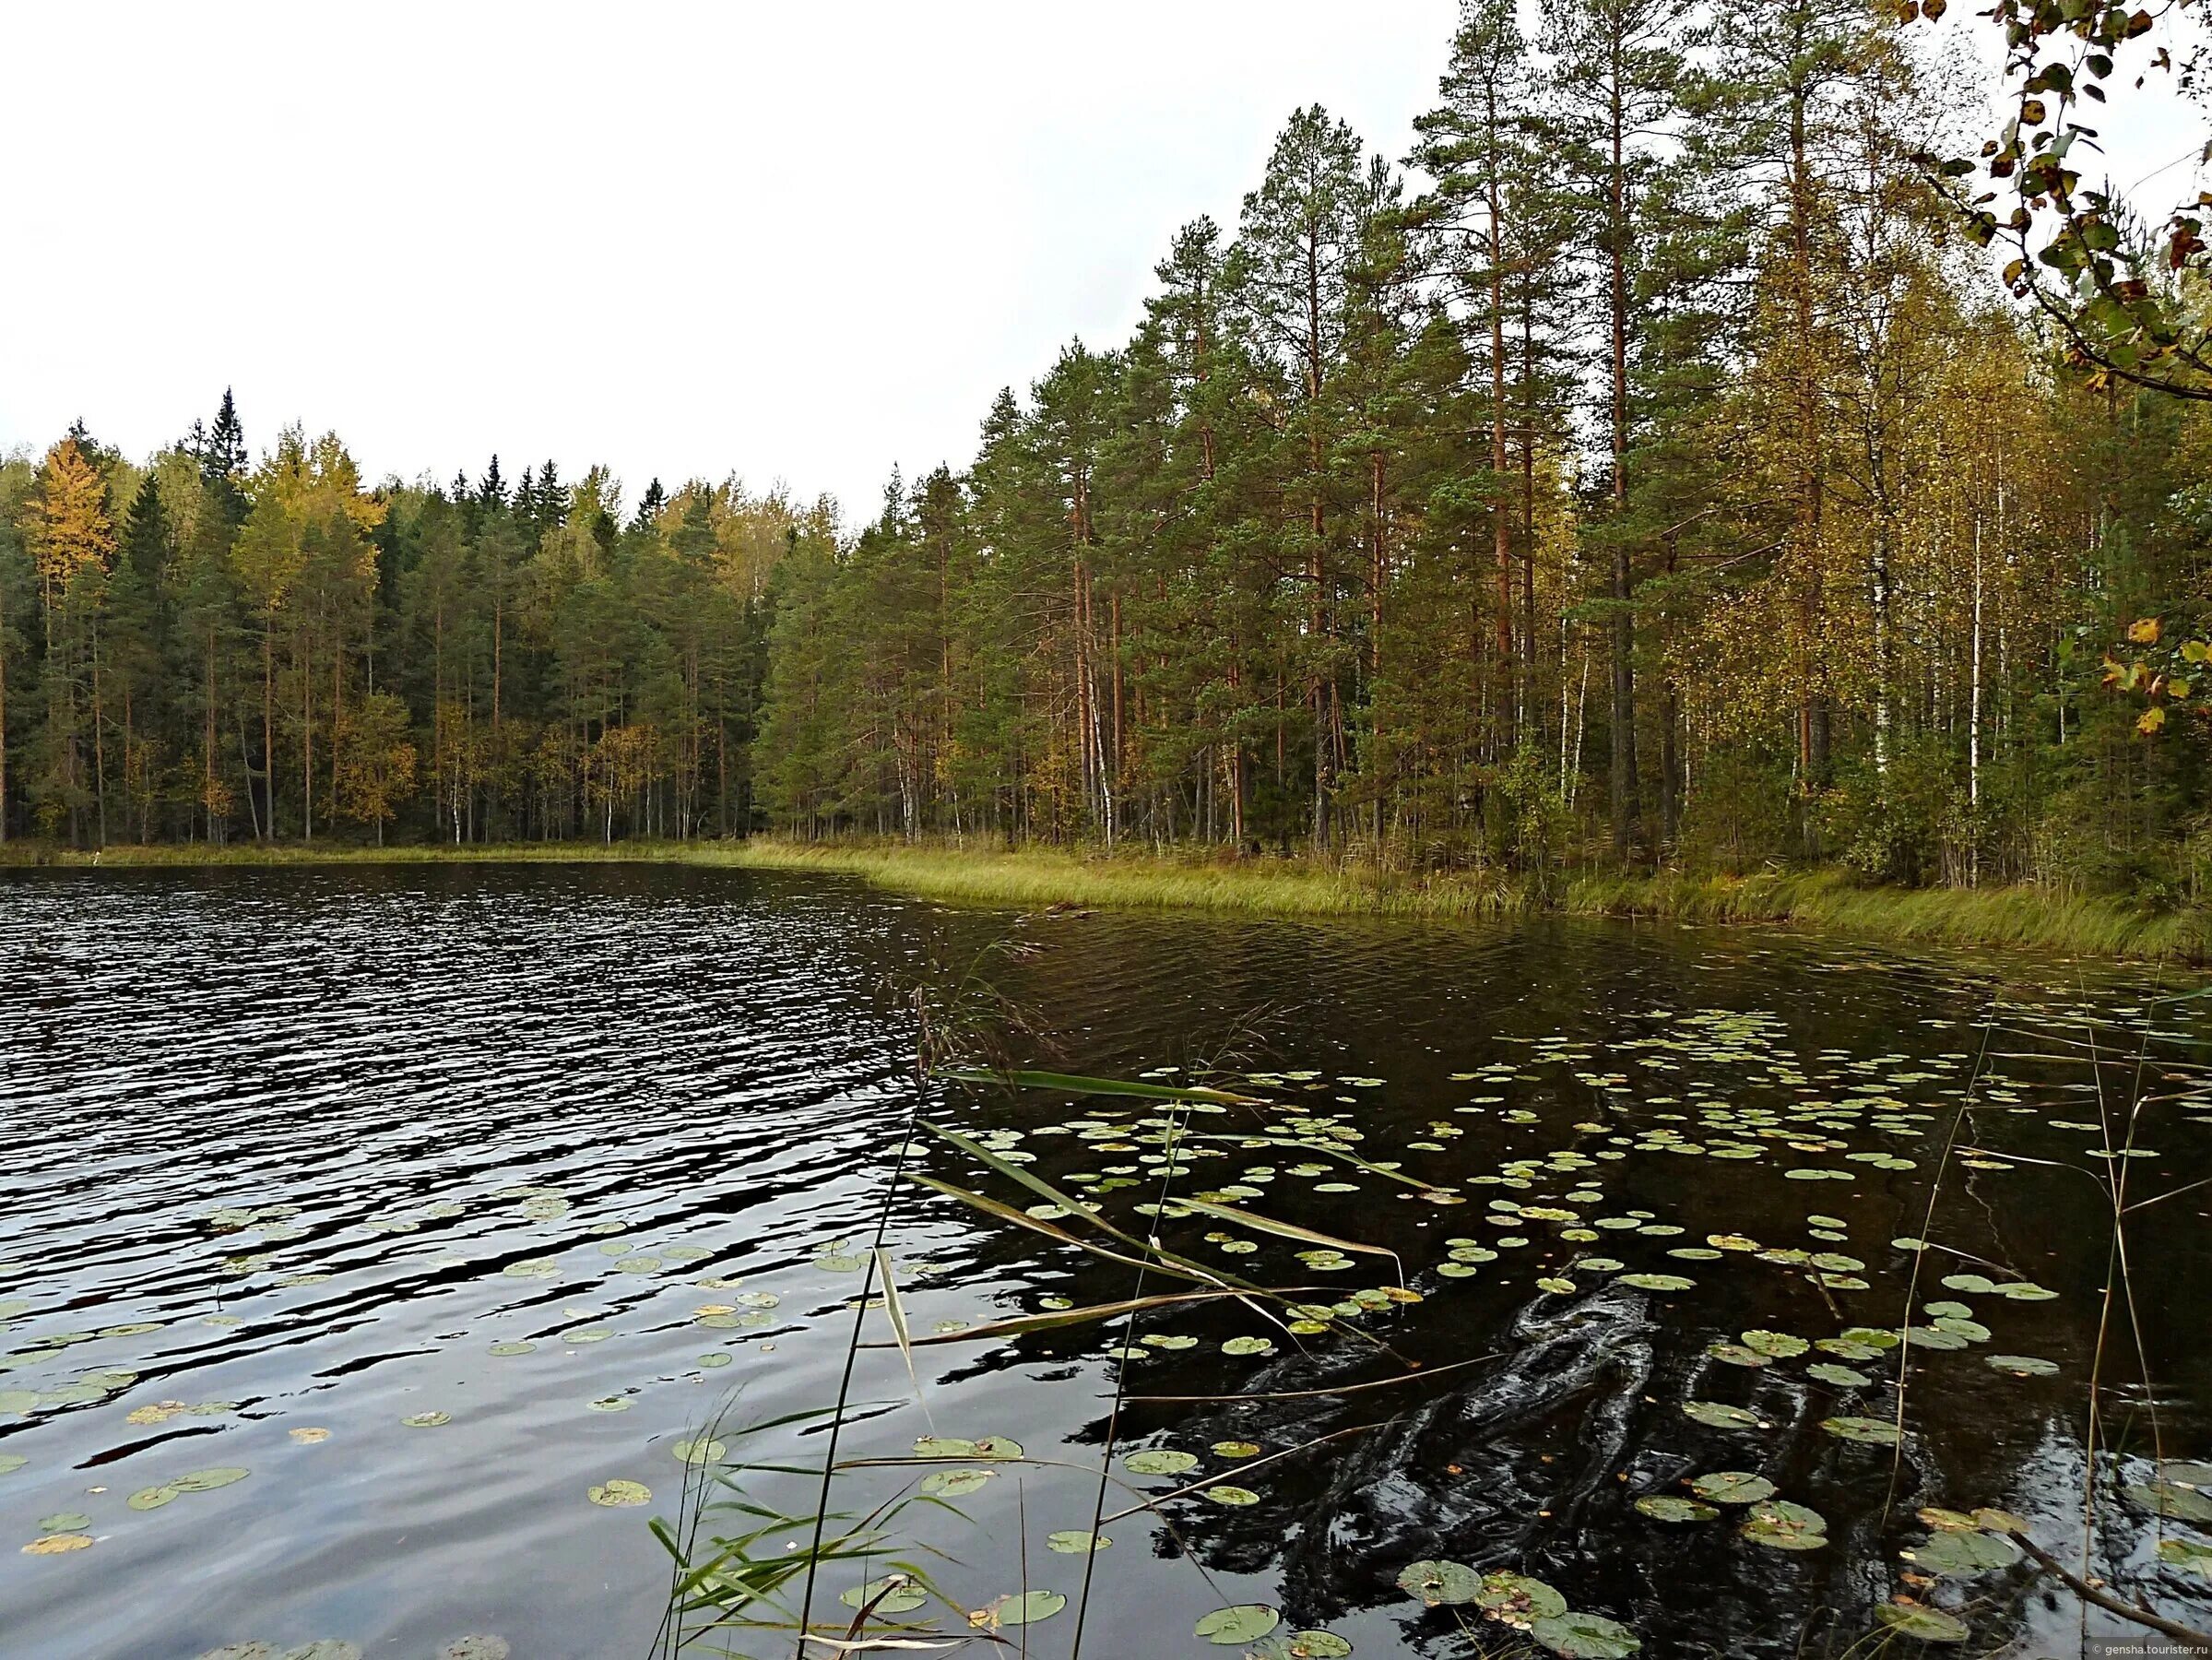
[[2, 863, 2209, 1660]]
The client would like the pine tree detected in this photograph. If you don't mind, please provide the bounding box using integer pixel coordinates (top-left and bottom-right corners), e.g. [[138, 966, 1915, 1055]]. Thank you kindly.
[[1544, 0, 1687, 859]]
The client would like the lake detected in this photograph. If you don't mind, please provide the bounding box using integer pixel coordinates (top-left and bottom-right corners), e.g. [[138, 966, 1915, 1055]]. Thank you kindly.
[[1, 863, 2208, 1659]]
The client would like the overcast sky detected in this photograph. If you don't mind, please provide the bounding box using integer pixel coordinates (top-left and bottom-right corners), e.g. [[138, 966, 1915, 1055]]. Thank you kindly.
[[0, 3, 1459, 517], [3, 3, 2203, 524]]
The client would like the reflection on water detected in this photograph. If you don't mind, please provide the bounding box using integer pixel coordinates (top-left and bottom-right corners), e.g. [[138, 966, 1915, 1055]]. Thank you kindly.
[[0, 864, 2207, 1659]]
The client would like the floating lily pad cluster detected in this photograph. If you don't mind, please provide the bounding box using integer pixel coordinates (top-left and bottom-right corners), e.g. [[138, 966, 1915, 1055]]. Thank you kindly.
[[1395, 1560, 1638, 1656]]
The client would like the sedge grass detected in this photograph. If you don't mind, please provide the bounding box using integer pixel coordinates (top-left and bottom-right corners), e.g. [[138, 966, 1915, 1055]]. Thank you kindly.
[[7, 835, 2204, 960]]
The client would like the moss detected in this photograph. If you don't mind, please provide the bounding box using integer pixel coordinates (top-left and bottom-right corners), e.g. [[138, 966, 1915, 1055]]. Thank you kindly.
[[6, 836, 2200, 961]]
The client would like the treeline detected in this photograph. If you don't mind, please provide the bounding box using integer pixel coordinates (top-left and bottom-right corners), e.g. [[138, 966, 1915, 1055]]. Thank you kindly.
[[0, 398, 832, 848], [3, 0, 2207, 892], [750, 0, 2210, 890]]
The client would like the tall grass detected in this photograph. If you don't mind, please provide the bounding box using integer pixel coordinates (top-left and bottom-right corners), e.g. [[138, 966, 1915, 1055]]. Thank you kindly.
[[10, 834, 2204, 959]]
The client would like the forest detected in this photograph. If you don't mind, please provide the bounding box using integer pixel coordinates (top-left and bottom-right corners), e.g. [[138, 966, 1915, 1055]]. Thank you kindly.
[[3, 0, 2207, 897]]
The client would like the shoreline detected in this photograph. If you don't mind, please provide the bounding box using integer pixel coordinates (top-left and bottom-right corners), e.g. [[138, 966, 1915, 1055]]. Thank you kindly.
[[2, 836, 2201, 962]]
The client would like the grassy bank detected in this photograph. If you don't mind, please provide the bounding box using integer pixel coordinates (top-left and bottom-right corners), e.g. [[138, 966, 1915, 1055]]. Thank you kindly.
[[5, 836, 2201, 961]]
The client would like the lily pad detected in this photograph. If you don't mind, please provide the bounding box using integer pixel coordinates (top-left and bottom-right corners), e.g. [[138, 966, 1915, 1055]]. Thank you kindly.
[[1807, 1363, 1872, 1388], [1205, 1485, 1260, 1505], [1985, 1354, 2058, 1378], [920, 1469, 996, 1497], [1196, 1605, 1282, 1645], [174, 1467, 249, 1491], [127, 1486, 180, 1511], [841, 1575, 927, 1614], [1212, 1440, 1261, 1458], [672, 1439, 727, 1465], [402, 1412, 451, 1429], [1619, 1274, 1694, 1292], [2125, 1480, 2212, 1524], [1707, 1343, 1769, 1369], [1873, 1603, 1970, 1642], [2158, 1537, 2212, 1578], [1635, 1494, 1719, 1523], [1531, 1611, 1641, 1658], [21, 1533, 93, 1554], [977, 1590, 1064, 1627], [1741, 1330, 1809, 1359], [1900, 1529, 2020, 1575], [1475, 1571, 1568, 1623], [1396, 1558, 1483, 1606], [1681, 1400, 1761, 1429], [586, 1479, 650, 1508], [1047, 1529, 1110, 1553], [1691, 1471, 1776, 1505], [1821, 1416, 1901, 1445], [1742, 1500, 1828, 1550], [1125, 1448, 1201, 1476]]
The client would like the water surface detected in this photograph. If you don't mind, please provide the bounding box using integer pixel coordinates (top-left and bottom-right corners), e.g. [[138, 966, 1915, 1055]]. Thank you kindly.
[[1, 864, 2208, 1659]]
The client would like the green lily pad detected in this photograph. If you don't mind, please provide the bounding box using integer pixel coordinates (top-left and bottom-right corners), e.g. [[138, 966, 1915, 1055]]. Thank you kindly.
[[1636, 1494, 1719, 1523], [1691, 1471, 1776, 1505], [914, 1434, 1022, 1461], [1900, 1529, 2020, 1575], [1196, 1605, 1282, 1645], [1807, 1363, 1872, 1388], [401, 1413, 451, 1429], [839, 1575, 926, 1614], [1742, 1500, 1828, 1549], [672, 1439, 727, 1465], [1047, 1529, 1109, 1553], [2158, 1537, 2212, 1578], [1476, 1571, 1568, 1621], [173, 1467, 249, 1491], [2125, 1480, 2212, 1523], [1917, 1508, 1981, 1532], [1707, 1343, 1768, 1368], [1816, 1338, 1884, 1362], [1531, 1611, 1640, 1658], [587, 1479, 651, 1508], [127, 1486, 180, 1511], [1271, 1634, 1353, 1659], [1741, 1331, 1808, 1358], [0, 1455, 24, 1476], [1205, 1485, 1260, 1505], [1904, 1325, 1968, 1352], [1125, 1448, 1200, 1476], [1985, 1354, 2058, 1378], [1681, 1400, 1761, 1429], [1619, 1274, 1694, 1292], [1223, 1335, 1277, 1357], [1212, 1440, 1261, 1459], [1873, 1603, 1970, 1642], [982, 1590, 1064, 1626], [1395, 1559, 1483, 1606], [1822, 1416, 1901, 1445], [38, 1512, 90, 1532], [919, 1468, 995, 1496]]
